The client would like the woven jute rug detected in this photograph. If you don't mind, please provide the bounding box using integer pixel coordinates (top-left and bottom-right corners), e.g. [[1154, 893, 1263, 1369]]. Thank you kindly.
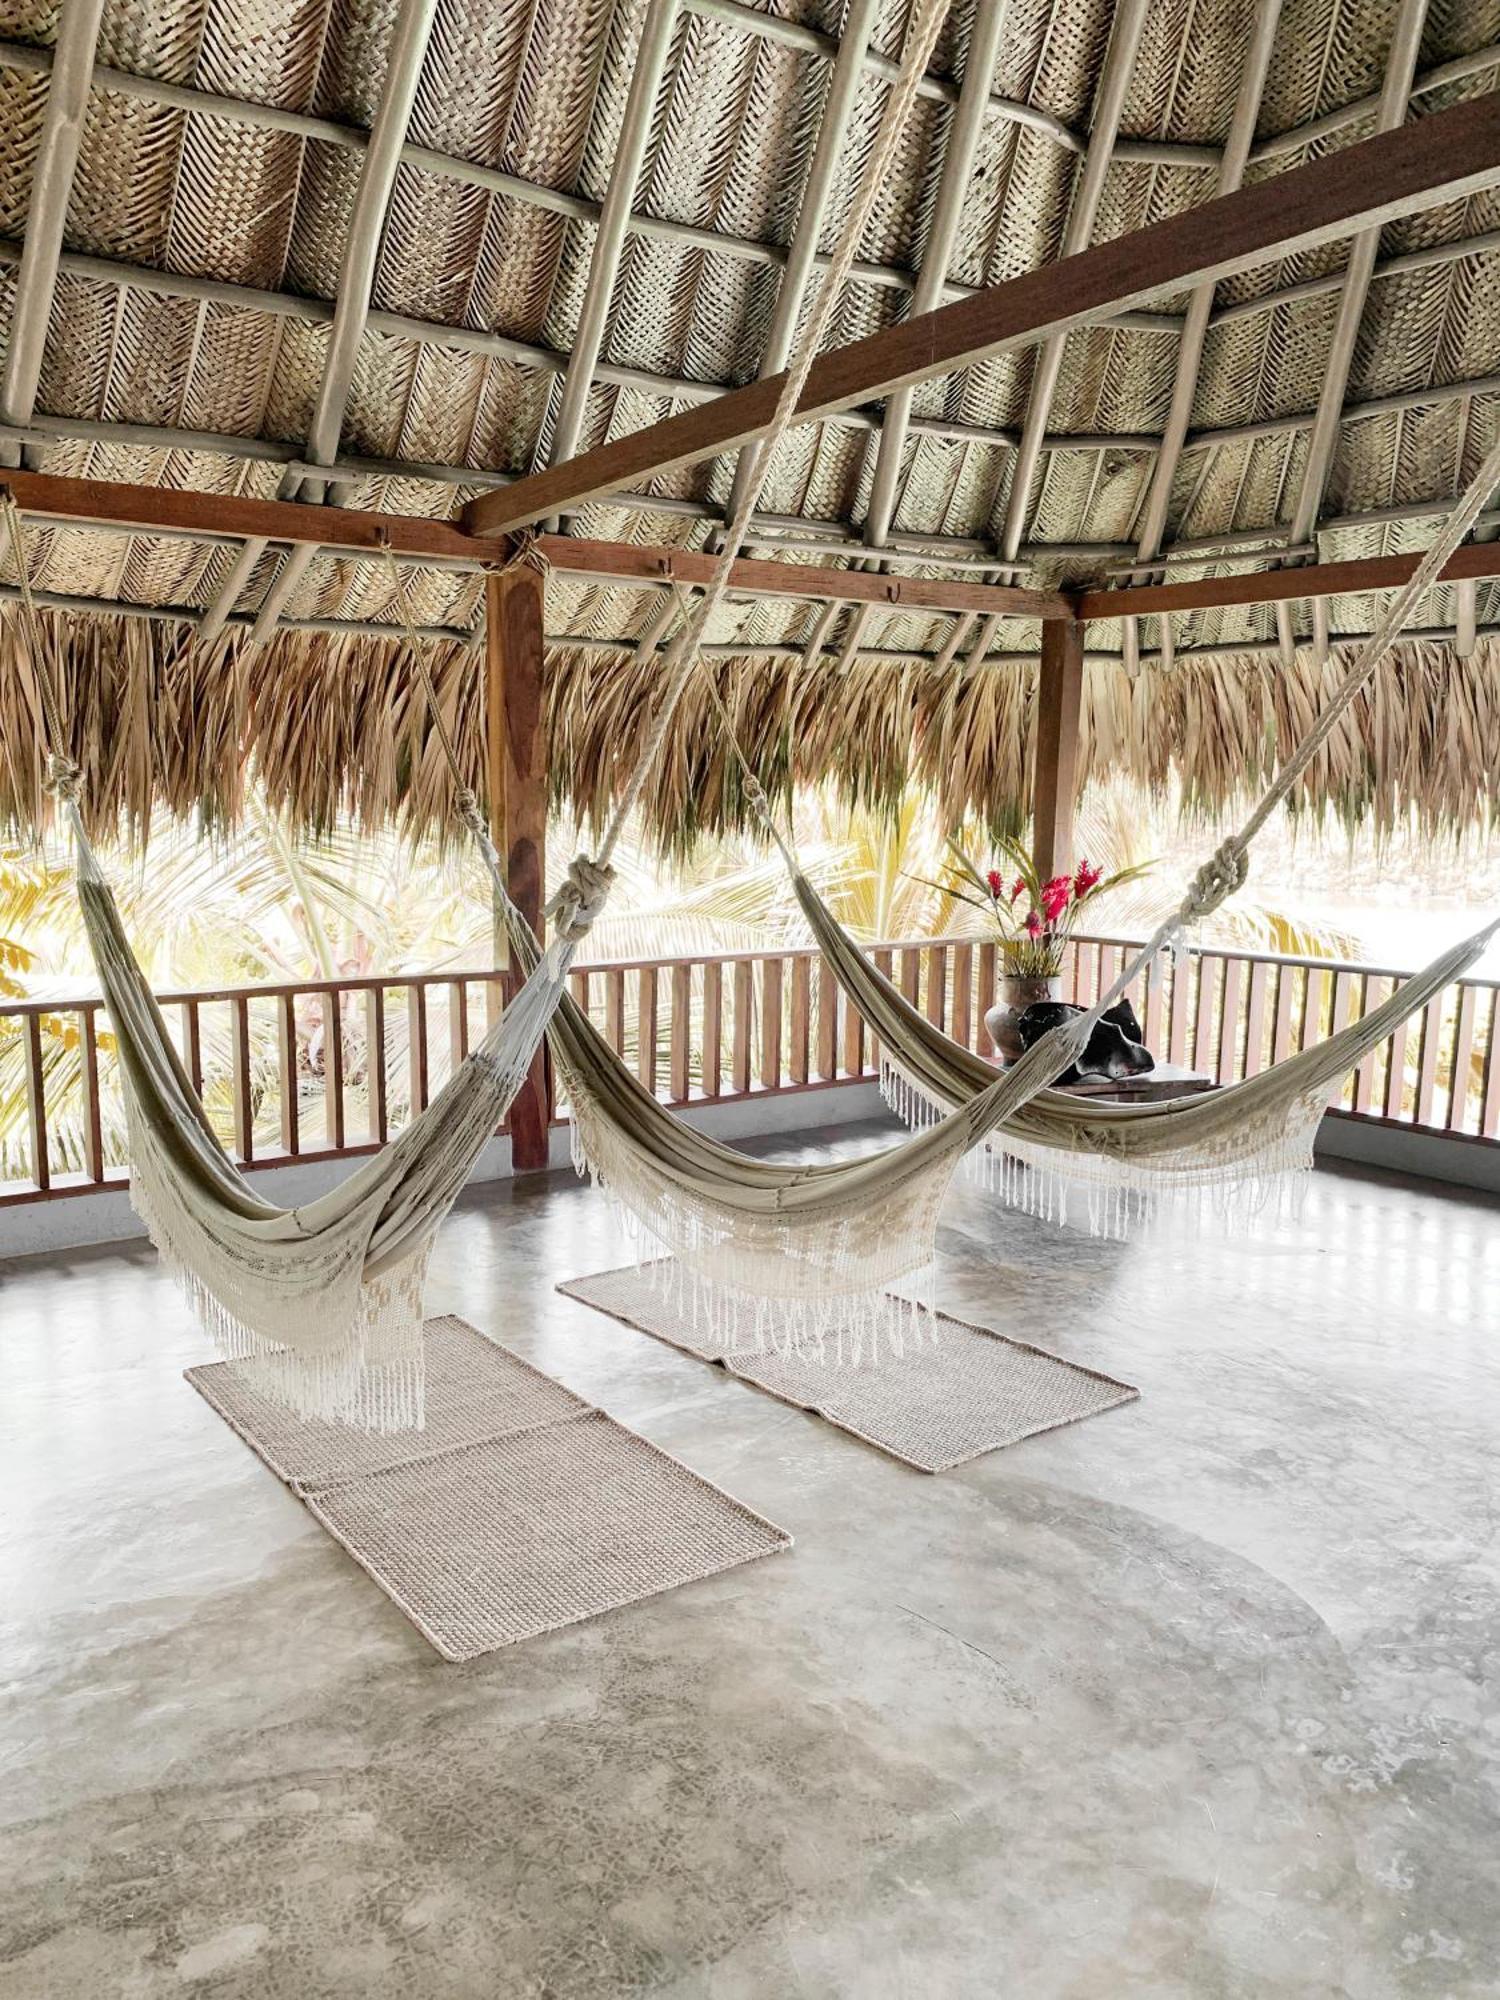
[[187, 1316, 790, 1660], [559, 1265, 1138, 1474]]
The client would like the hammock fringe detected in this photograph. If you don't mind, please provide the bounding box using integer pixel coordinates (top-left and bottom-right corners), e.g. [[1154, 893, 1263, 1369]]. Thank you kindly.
[[879, 1053, 1320, 1240], [567, 1103, 940, 1365]]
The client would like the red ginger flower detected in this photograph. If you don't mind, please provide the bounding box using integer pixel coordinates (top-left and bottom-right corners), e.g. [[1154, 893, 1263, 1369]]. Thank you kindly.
[[1024, 908, 1042, 937], [1073, 858, 1103, 897], [1040, 874, 1073, 923], [1010, 876, 1026, 904], [986, 868, 1004, 897]]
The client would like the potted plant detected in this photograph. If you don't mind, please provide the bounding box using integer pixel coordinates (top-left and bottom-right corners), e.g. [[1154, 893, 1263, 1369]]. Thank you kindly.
[[926, 836, 1150, 1062]]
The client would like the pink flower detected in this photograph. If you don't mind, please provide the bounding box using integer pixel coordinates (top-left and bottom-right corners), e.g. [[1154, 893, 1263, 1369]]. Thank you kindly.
[[986, 868, 1004, 898], [1040, 874, 1072, 923], [1009, 876, 1026, 904], [1024, 909, 1042, 937], [1073, 858, 1103, 898]]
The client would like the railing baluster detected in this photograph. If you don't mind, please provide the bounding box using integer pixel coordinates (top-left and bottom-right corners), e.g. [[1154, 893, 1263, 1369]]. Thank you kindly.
[[180, 998, 203, 1095], [606, 969, 625, 1053], [638, 967, 658, 1094], [841, 973, 864, 1076], [899, 948, 919, 1006], [925, 944, 946, 1031], [1481, 991, 1500, 1139], [703, 960, 722, 1098], [1193, 955, 1219, 1073], [1144, 955, 1167, 1055], [1352, 973, 1380, 1113], [873, 947, 894, 1070], [670, 962, 692, 1103], [1216, 958, 1244, 1083], [1271, 966, 1297, 1066], [1448, 984, 1479, 1134], [80, 1005, 104, 1183], [816, 960, 837, 1081], [278, 991, 300, 1156], [761, 957, 783, 1090], [732, 960, 752, 1093], [1243, 961, 1271, 1077], [366, 988, 388, 1143], [1329, 971, 1355, 1108], [450, 978, 470, 1069], [1167, 957, 1191, 1067], [1414, 994, 1445, 1128], [951, 941, 972, 1050], [977, 941, 997, 1055], [22, 1013, 48, 1192], [407, 984, 429, 1115], [570, 968, 590, 1024], [789, 955, 810, 1085], [231, 994, 253, 1162], [322, 989, 346, 1151], [1383, 1010, 1411, 1122]]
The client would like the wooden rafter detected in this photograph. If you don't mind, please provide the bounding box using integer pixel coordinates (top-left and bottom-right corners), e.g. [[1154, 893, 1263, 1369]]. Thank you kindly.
[[0, 470, 1071, 619]]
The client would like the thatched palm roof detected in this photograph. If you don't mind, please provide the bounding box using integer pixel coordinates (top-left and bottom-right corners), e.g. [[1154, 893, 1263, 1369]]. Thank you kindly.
[[1, 0, 1498, 840]]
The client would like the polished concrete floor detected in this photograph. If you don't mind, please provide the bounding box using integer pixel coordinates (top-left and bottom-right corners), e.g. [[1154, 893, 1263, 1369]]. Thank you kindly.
[[1, 1119, 1498, 1999]]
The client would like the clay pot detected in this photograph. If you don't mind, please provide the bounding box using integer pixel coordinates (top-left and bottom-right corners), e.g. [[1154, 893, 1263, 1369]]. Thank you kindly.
[[984, 969, 1062, 1064]]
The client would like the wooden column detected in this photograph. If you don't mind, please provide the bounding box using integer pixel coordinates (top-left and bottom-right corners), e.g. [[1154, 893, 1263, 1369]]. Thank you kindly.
[[1032, 617, 1085, 881], [486, 564, 551, 1170]]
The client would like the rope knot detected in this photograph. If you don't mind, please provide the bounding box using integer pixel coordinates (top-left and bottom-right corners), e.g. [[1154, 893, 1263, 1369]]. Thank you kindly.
[[43, 751, 82, 804], [546, 853, 614, 941], [503, 529, 552, 582], [1181, 836, 1249, 922]]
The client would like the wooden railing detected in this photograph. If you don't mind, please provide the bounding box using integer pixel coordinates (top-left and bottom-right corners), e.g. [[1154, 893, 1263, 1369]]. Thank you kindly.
[[3, 930, 1497, 1205]]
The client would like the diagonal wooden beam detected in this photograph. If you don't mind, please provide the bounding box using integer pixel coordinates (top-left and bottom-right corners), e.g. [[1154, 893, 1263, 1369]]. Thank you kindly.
[[0, 468, 1072, 616], [463, 91, 1500, 539]]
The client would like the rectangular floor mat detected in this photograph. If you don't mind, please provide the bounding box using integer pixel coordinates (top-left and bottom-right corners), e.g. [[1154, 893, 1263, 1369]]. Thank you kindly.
[[558, 1265, 1138, 1473], [187, 1316, 791, 1660]]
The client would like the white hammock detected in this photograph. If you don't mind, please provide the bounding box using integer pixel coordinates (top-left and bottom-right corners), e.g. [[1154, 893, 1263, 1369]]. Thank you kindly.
[[62, 792, 598, 1428], [791, 866, 1495, 1236]]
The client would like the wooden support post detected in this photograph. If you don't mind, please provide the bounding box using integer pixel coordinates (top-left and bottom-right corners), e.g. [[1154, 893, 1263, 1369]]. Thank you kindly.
[[486, 564, 551, 1170], [1032, 618, 1084, 881]]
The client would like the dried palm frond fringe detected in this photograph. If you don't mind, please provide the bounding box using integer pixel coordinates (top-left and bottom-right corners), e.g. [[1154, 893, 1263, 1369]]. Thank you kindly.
[[3, 607, 1497, 849]]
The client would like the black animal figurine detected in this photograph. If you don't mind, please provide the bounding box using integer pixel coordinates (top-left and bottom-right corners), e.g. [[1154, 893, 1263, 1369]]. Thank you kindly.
[[1015, 997, 1155, 1087]]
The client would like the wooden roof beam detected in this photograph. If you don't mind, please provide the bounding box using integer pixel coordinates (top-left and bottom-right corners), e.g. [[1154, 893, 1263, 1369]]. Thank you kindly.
[[463, 92, 1500, 538], [0, 469, 1072, 618], [1074, 540, 1500, 622]]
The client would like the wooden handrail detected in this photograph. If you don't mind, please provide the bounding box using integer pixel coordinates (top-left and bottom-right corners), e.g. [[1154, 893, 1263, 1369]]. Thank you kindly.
[[4, 931, 1498, 1207]]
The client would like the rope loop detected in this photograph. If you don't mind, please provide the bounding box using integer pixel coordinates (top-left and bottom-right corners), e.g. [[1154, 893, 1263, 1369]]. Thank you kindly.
[[1181, 835, 1250, 923], [43, 750, 83, 804], [546, 853, 615, 941], [502, 529, 552, 582]]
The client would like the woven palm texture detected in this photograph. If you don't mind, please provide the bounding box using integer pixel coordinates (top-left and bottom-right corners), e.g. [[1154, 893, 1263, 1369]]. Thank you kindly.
[[1, 0, 1498, 842]]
